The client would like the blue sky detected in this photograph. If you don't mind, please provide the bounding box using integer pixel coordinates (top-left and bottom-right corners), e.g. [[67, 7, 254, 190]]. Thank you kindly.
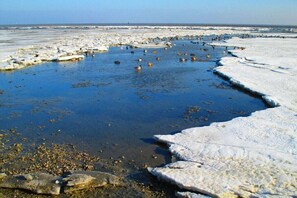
[[0, 0, 296, 25]]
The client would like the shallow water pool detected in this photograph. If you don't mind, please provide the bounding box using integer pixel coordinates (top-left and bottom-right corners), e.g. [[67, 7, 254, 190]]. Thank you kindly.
[[0, 37, 267, 170]]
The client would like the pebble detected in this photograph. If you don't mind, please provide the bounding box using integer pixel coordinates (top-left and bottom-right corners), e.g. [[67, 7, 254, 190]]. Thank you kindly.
[[0, 173, 7, 180], [179, 58, 187, 62], [191, 56, 198, 61], [147, 62, 153, 67], [135, 65, 142, 72]]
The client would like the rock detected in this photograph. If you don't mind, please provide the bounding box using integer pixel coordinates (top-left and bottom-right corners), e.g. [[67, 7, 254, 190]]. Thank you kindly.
[[179, 58, 187, 62], [0, 173, 7, 180], [147, 62, 153, 67], [63, 171, 120, 193], [176, 191, 211, 198], [63, 174, 95, 187], [0, 171, 120, 195], [191, 56, 198, 61], [134, 65, 142, 72], [0, 173, 61, 195], [23, 174, 33, 181]]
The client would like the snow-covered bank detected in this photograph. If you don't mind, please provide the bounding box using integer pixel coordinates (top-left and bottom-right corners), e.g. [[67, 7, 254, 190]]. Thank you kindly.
[[0, 26, 260, 71], [149, 37, 297, 197], [215, 37, 297, 111], [1, 26, 297, 197]]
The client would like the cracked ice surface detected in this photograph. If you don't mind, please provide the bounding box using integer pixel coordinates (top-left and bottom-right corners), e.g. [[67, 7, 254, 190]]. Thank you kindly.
[[215, 37, 297, 111], [150, 37, 297, 197]]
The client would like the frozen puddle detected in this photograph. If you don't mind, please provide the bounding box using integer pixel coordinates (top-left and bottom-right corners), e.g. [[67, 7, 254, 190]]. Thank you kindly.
[[149, 37, 297, 197]]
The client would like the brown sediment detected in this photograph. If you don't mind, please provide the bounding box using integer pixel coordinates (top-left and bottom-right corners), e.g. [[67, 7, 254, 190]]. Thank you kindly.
[[0, 129, 174, 197], [0, 130, 101, 176]]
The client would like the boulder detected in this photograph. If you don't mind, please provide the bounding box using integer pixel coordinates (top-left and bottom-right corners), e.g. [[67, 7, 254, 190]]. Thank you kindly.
[[0, 173, 61, 195], [63, 170, 120, 193], [0, 171, 120, 195]]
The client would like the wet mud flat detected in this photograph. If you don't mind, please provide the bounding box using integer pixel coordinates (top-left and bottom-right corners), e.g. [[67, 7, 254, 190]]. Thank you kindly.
[[0, 35, 267, 196]]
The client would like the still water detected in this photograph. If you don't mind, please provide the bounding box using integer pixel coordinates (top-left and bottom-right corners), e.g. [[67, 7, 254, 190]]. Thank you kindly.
[[0, 36, 267, 169]]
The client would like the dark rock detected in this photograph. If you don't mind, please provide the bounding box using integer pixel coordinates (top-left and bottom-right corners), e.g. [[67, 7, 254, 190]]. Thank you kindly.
[[191, 56, 198, 61], [134, 65, 142, 72], [179, 58, 187, 62]]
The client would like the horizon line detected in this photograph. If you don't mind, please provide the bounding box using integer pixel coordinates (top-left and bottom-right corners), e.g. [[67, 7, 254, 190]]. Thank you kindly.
[[1, 22, 297, 28]]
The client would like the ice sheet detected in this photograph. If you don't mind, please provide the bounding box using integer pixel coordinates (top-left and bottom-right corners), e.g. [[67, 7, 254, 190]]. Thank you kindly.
[[0, 26, 257, 70], [150, 36, 297, 197]]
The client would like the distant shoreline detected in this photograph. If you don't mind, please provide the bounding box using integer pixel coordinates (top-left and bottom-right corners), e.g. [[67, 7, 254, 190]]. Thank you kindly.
[[1, 23, 297, 29]]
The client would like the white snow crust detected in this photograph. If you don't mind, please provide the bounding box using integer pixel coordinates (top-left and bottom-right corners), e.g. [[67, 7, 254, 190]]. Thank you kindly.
[[0, 26, 255, 71], [150, 37, 297, 197]]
